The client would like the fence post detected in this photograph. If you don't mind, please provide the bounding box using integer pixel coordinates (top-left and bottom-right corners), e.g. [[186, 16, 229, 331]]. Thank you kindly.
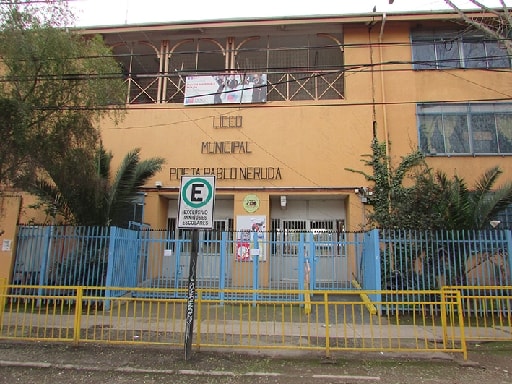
[[104, 226, 118, 311], [363, 229, 381, 311], [252, 231, 259, 306], [309, 234, 316, 289], [306, 233, 314, 314], [324, 292, 330, 357], [298, 233, 305, 305], [440, 287, 448, 348], [174, 239, 183, 296], [219, 232, 227, 304], [74, 286, 83, 346], [506, 230, 512, 281], [196, 290, 202, 350], [455, 288, 467, 361], [297, 232, 306, 292], [0, 278, 6, 327], [37, 226, 53, 305]]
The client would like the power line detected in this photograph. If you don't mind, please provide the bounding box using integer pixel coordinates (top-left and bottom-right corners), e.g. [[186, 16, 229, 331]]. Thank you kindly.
[[1, 32, 511, 62], [1, 52, 510, 80], [1, 58, 511, 109], [9, 94, 512, 113], [1, 67, 510, 110]]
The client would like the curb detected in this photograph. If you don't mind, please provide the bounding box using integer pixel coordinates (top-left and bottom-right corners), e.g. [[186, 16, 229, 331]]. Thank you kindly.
[[0, 360, 381, 381]]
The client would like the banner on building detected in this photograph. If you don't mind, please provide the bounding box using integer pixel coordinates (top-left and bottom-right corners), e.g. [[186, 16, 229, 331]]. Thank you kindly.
[[184, 74, 267, 105]]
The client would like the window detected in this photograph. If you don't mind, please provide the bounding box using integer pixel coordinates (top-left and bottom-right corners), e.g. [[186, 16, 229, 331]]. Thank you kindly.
[[412, 31, 510, 70], [418, 103, 512, 155], [494, 203, 512, 230], [113, 41, 161, 104], [111, 25, 344, 104]]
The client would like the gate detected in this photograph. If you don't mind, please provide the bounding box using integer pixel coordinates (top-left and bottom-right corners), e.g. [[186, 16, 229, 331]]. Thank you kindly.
[[12, 226, 367, 302], [139, 229, 365, 297]]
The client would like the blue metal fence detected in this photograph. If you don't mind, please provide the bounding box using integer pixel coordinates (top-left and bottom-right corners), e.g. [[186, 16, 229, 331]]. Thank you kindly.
[[379, 229, 512, 290], [378, 229, 512, 314], [13, 226, 110, 297], [11, 226, 511, 309], [12, 226, 366, 301], [361, 229, 381, 304], [105, 226, 143, 300]]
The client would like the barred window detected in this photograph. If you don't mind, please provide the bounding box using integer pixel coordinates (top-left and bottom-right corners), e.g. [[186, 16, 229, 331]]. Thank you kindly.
[[494, 203, 512, 230], [412, 31, 510, 70], [418, 103, 512, 155], [234, 33, 344, 101], [110, 26, 344, 104]]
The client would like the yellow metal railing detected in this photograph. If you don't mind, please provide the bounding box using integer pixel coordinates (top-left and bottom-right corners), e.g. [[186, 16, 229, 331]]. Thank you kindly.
[[443, 286, 512, 343], [4, 284, 505, 360], [0, 278, 7, 328]]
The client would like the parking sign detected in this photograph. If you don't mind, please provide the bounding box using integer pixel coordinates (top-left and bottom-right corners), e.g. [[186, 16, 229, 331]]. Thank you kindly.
[[178, 176, 215, 229]]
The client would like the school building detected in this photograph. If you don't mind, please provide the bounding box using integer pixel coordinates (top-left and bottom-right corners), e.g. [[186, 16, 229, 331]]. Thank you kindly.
[[1, 9, 512, 282], [88, 9, 512, 233]]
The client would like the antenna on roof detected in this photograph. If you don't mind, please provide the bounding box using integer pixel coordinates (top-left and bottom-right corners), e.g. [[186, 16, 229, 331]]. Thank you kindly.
[[124, 0, 129, 24]]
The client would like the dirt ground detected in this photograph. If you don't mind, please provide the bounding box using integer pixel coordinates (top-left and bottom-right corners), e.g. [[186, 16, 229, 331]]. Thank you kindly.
[[0, 340, 511, 384]]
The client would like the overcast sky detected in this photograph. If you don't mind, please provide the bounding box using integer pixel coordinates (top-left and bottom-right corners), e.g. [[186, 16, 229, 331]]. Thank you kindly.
[[72, 0, 510, 27]]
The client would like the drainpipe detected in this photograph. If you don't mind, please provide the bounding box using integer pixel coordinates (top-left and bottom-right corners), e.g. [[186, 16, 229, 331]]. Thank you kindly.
[[379, 13, 390, 158], [379, 13, 394, 269]]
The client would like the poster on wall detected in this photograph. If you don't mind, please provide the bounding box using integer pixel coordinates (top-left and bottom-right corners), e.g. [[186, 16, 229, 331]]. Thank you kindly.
[[184, 73, 267, 105], [236, 215, 267, 262], [2, 239, 12, 251]]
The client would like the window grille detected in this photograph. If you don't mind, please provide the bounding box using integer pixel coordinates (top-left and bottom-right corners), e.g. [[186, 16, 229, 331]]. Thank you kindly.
[[411, 30, 511, 70], [494, 204, 512, 230], [113, 41, 161, 104], [111, 29, 344, 104], [418, 102, 512, 155]]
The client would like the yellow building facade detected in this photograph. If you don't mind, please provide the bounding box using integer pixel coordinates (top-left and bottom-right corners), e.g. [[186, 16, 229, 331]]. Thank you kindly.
[[89, 10, 512, 233]]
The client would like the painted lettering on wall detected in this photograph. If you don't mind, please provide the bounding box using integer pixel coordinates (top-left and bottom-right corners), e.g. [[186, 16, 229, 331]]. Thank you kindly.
[[213, 115, 242, 128], [170, 167, 282, 180], [201, 141, 252, 154]]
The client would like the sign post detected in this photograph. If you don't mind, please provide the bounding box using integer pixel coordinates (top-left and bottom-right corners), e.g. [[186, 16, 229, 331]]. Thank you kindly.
[[178, 176, 215, 361], [184, 228, 199, 361]]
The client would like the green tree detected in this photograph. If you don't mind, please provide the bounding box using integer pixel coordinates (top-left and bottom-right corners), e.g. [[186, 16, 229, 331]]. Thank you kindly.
[[443, 166, 512, 229], [349, 140, 512, 230], [409, 166, 512, 230], [104, 148, 166, 227], [33, 146, 165, 227], [0, 1, 126, 191], [0, 98, 29, 187], [346, 139, 427, 229]]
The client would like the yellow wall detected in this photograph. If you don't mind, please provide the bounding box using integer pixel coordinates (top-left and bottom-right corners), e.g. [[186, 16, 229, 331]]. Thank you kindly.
[[99, 103, 373, 230], [0, 195, 22, 280], [93, 18, 512, 230], [0, 193, 51, 281]]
